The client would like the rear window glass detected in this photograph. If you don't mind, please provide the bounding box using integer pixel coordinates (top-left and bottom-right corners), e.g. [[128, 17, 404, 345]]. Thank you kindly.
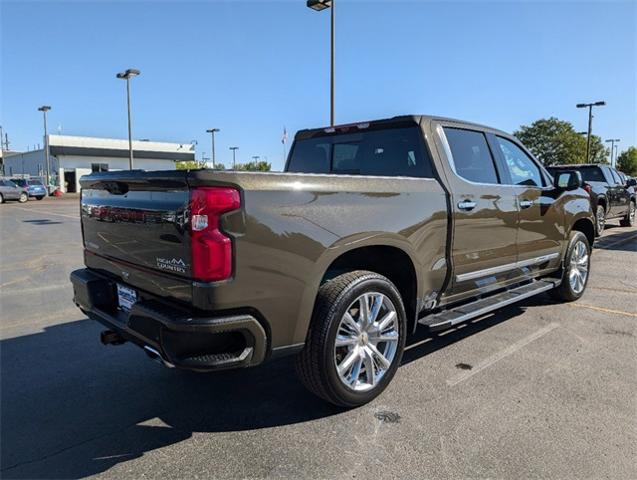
[[286, 127, 433, 178], [443, 127, 499, 184], [27, 180, 43, 186], [11, 179, 27, 187]]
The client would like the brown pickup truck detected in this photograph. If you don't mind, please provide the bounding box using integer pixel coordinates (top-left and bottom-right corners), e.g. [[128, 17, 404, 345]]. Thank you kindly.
[[70, 115, 595, 407]]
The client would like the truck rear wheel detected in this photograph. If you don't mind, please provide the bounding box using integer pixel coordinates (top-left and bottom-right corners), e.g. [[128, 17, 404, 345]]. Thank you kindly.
[[295, 270, 407, 408], [549, 231, 591, 302]]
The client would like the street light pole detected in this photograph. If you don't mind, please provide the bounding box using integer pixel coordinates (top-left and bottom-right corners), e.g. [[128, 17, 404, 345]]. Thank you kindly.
[[230, 146, 239, 169], [38, 106, 51, 190], [206, 128, 220, 169], [576, 101, 605, 163], [605, 138, 620, 167], [307, 0, 335, 126], [116, 68, 141, 170]]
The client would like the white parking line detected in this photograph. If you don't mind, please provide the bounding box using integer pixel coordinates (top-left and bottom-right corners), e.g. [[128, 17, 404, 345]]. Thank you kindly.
[[447, 323, 559, 387], [9, 206, 79, 220], [0, 284, 70, 296]]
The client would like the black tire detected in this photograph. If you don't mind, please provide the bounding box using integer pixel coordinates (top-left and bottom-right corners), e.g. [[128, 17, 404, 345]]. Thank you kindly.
[[549, 231, 591, 302], [595, 204, 605, 236], [295, 270, 407, 408], [36, 196, 44, 201], [619, 201, 635, 227], [18, 192, 28, 203]]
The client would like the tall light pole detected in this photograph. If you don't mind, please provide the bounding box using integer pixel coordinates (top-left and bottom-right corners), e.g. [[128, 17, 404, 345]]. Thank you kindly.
[[252, 155, 260, 162], [206, 128, 220, 169], [116, 68, 140, 169], [229, 146, 239, 169], [605, 138, 620, 167], [576, 101, 605, 163], [307, 0, 335, 126], [38, 106, 51, 189]]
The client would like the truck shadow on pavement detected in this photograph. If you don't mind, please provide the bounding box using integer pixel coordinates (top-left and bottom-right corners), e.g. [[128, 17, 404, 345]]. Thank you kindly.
[[593, 226, 637, 252], [1, 298, 541, 479]]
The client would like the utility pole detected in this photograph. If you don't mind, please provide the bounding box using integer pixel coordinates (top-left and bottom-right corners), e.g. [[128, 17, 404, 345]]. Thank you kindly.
[[229, 146, 239, 170], [206, 128, 220, 169], [307, 0, 335, 126], [605, 139, 620, 167], [576, 101, 605, 163], [38, 106, 51, 189], [116, 68, 141, 169]]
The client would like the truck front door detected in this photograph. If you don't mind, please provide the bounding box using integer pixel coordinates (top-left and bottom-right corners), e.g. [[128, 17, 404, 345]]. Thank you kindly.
[[489, 135, 563, 274]]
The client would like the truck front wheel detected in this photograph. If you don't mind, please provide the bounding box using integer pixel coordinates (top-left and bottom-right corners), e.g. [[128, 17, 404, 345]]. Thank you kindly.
[[619, 201, 635, 227], [295, 270, 407, 408]]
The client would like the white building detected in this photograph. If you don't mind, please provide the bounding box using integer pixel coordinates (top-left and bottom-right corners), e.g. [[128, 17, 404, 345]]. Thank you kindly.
[[3, 135, 195, 192]]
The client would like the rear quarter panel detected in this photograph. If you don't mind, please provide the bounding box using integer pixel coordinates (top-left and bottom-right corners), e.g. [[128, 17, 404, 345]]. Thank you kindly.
[[191, 171, 448, 349]]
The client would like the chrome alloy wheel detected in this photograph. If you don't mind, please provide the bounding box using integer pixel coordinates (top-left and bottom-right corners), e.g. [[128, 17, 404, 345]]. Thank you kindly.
[[568, 240, 589, 294], [333, 292, 399, 392]]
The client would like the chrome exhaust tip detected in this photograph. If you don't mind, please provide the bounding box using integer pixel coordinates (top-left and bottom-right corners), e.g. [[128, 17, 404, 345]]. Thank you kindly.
[[143, 345, 175, 369]]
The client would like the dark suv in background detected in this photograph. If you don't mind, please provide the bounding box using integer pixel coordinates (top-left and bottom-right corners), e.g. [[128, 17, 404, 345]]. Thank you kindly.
[[547, 164, 636, 234]]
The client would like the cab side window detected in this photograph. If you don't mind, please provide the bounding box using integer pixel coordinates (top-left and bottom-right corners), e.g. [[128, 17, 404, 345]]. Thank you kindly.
[[443, 128, 499, 184], [496, 136, 544, 187]]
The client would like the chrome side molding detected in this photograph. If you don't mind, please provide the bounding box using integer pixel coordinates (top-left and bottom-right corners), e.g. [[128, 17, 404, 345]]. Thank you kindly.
[[456, 252, 560, 283]]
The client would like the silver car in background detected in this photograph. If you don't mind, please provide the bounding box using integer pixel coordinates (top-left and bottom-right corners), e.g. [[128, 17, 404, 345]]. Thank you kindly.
[[0, 178, 29, 203]]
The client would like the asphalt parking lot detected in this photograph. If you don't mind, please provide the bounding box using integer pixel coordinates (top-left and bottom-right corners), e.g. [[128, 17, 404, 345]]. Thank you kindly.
[[1, 197, 635, 479]]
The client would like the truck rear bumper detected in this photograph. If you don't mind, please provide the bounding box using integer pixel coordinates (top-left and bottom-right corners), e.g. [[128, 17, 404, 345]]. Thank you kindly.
[[70, 268, 267, 372]]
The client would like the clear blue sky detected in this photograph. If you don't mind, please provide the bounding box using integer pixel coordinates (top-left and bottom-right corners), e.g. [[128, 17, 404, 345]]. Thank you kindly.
[[2, 0, 635, 171]]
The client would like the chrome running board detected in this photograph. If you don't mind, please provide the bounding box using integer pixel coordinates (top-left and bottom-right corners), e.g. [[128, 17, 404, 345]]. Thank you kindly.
[[418, 278, 560, 331]]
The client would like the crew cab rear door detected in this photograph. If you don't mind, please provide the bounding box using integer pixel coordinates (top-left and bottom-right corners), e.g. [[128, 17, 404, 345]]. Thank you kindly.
[[433, 122, 519, 302]]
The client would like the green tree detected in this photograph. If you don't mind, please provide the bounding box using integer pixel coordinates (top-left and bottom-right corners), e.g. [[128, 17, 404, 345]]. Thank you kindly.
[[176, 161, 227, 170], [235, 160, 271, 172], [514, 117, 608, 165], [616, 147, 637, 176], [175, 160, 205, 170]]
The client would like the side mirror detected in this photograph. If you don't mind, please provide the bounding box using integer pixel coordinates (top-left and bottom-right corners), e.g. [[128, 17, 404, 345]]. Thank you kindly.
[[626, 178, 637, 188], [554, 170, 583, 191]]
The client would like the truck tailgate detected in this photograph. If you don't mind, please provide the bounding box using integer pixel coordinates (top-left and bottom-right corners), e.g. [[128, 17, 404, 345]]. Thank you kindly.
[[80, 171, 193, 300]]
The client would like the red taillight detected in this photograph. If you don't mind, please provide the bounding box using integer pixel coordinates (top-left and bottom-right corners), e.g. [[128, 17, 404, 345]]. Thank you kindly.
[[189, 187, 241, 282], [583, 183, 592, 194]]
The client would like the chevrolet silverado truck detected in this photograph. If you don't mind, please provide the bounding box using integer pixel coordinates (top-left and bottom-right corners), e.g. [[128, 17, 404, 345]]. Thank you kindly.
[[71, 115, 595, 407], [547, 164, 636, 235]]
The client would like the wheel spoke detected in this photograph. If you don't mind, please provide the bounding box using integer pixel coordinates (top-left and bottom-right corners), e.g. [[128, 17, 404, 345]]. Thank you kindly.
[[341, 312, 361, 335], [376, 311, 396, 331], [577, 255, 588, 266], [338, 349, 358, 375], [348, 356, 363, 386], [363, 349, 376, 386], [369, 294, 383, 324], [370, 331, 398, 344], [359, 295, 370, 325], [366, 343, 391, 370], [335, 335, 357, 347]]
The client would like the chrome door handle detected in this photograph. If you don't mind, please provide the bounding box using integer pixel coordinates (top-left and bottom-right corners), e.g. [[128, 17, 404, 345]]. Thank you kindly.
[[457, 200, 477, 211], [519, 199, 533, 209]]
